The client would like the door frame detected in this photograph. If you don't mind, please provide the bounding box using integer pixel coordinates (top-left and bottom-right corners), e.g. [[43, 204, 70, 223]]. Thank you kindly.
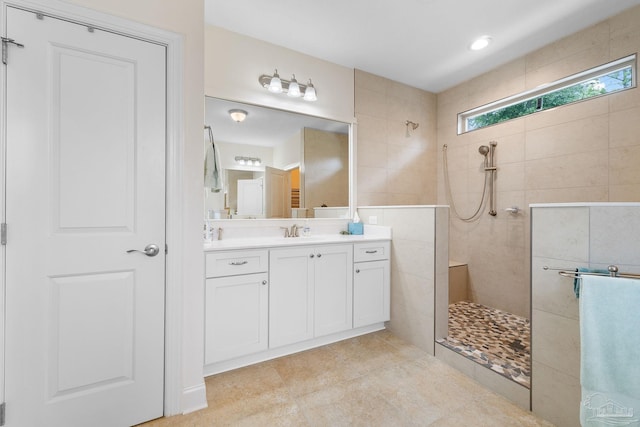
[[0, 0, 186, 416]]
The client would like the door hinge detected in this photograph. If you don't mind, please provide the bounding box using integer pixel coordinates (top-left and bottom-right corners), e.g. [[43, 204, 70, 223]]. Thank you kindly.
[[1, 36, 24, 65], [1, 223, 6, 245], [165, 243, 168, 255], [0, 401, 6, 426]]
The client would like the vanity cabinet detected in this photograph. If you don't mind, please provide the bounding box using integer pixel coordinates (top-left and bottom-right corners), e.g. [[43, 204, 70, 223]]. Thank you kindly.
[[203, 236, 390, 375], [269, 244, 353, 348], [204, 250, 269, 364], [353, 241, 390, 328]]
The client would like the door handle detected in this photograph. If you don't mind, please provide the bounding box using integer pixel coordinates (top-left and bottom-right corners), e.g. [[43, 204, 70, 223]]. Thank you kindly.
[[127, 243, 160, 257]]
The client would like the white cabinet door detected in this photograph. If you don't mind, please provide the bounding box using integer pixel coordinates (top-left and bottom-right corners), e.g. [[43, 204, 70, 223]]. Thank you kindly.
[[205, 273, 269, 364], [354, 260, 390, 328], [269, 247, 315, 348], [314, 245, 353, 337]]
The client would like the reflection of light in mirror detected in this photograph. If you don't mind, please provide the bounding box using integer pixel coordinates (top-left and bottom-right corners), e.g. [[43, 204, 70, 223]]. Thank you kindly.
[[235, 156, 261, 167]]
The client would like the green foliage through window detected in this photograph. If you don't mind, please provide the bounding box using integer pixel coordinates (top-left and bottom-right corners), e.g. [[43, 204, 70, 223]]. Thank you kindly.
[[459, 56, 636, 133]]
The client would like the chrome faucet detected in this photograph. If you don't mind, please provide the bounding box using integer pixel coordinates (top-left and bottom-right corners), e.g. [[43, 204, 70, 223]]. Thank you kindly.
[[280, 225, 301, 238]]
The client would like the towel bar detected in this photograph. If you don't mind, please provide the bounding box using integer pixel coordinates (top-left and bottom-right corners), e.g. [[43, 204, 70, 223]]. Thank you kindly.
[[543, 265, 640, 280]]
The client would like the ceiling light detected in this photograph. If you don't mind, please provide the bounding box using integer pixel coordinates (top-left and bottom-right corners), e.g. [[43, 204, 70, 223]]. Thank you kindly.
[[229, 109, 248, 122], [259, 71, 318, 101], [470, 36, 492, 51], [268, 69, 283, 93]]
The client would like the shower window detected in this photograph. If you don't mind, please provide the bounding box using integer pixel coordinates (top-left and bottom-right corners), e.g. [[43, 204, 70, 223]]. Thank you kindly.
[[458, 54, 636, 134]]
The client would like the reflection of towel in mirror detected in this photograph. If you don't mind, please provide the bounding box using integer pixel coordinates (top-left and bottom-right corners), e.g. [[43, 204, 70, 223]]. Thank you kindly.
[[204, 127, 223, 192]]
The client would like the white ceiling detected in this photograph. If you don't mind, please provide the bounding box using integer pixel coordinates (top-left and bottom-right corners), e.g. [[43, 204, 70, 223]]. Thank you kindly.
[[205, 0, 640, 93]]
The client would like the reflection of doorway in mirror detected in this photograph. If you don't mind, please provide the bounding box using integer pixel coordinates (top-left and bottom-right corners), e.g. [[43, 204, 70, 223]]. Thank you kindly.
[[290, 167, 300, 208], [228, 169, 265, 218], [264, 166, 291, 218]]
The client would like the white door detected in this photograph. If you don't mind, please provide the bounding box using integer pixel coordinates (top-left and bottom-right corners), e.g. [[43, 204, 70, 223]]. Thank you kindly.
[[237, 178, 263, 215], [4, 7, 166, 427]]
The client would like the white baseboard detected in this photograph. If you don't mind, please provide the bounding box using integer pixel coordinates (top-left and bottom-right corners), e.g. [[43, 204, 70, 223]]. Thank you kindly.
[[181, 383, 208, 415]]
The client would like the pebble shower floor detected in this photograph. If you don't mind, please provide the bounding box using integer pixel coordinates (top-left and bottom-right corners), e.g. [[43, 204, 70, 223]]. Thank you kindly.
[[438, 301, 531, 388]]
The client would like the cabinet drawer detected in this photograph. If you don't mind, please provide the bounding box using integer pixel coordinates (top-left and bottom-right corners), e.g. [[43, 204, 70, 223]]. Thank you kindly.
[[354, 241, 390, 262], [206, 250, 268, 278]]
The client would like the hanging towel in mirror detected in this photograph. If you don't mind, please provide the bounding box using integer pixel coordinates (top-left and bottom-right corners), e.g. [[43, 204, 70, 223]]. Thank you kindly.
[[204, 126, 223, 192]]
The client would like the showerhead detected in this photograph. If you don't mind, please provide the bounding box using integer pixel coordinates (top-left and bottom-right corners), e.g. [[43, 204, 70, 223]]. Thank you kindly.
[[478, 145, 490, 156]]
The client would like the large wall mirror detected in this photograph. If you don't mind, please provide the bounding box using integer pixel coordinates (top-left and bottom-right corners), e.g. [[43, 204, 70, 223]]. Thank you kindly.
[[204, 96, 351, 219]]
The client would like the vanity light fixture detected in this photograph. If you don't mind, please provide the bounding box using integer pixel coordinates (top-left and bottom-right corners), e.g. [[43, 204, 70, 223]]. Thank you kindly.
[[229, 109, 248, 123], [470, 35, 492, 51], [259, 69, 318, 101], [235, 156, 261, 166]]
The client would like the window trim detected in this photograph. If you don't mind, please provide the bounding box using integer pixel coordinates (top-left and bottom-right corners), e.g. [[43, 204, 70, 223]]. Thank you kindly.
[[457, 54, 637, 134]]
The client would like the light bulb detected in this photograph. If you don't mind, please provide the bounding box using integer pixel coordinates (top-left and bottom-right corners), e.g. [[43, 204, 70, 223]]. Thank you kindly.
[[303, 79, 317, 101], [268, 69, 283, 93], [287, 74, 301, 97]]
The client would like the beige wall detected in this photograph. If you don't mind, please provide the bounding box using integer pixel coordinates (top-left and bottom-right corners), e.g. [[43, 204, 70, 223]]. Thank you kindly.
[[66, 0, 206, 413], [205, 26, 354, 123], [355, 70, 438, 207], [436, 5, 640, 317]]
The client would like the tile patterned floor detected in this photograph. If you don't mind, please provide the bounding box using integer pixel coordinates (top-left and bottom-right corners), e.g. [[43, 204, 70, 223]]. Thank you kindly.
[[140, 330, 550, 426], [438, 301, 531, 388]]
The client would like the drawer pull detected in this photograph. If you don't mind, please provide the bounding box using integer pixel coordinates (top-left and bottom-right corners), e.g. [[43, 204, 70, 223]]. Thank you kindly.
[[262, 280, 267, 285], [356, 269, 360, 273], [365, 250, 378, 254], [229, 260, 248, 266], [317, 253, 322, 258], [310, 254, 315, 258]]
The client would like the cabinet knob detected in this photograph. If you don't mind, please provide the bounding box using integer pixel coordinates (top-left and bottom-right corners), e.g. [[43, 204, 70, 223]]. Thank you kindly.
[[317, 253, 322, 258], [262, 280, 267, 285], [309, 254, 315, 258], [356, 269, 360, 273]]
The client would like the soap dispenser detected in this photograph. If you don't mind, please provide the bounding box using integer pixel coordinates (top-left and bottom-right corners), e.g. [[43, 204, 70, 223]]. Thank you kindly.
[[302, 219, 311, 237]]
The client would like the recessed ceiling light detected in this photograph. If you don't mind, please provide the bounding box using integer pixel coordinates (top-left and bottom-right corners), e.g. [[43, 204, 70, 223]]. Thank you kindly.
[[470, 36, 492, 51]]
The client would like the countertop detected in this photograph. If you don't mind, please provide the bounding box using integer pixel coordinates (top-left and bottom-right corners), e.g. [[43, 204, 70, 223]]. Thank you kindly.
[[204, 233, 390, 251]]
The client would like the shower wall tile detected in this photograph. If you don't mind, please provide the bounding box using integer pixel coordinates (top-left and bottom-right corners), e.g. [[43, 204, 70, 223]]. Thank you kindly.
[[357, 207, 445, 355], [355, 69, 437, 207], [531, 309, 581, 379], [532, 361, 581, 427], [609, 107, 640, 148], [524, 115, 609, 161], [590, 206, 640, 266], [525, 150, 609, 190], [609, 146, 640, 188], [530, 207, 589, 261], [525, 21, 609, 73], [531, 256, 580, 321], [524, 186, 609, 206], [610, 184, 640, 202]]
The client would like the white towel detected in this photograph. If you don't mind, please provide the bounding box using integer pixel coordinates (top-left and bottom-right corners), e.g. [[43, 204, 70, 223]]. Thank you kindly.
[[204, 126, 223, 192], [579, 274, 640, 426]]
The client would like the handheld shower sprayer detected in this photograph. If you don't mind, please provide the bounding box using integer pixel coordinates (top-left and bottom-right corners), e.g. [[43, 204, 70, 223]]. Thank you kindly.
[[478, 145, 490, 156]]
